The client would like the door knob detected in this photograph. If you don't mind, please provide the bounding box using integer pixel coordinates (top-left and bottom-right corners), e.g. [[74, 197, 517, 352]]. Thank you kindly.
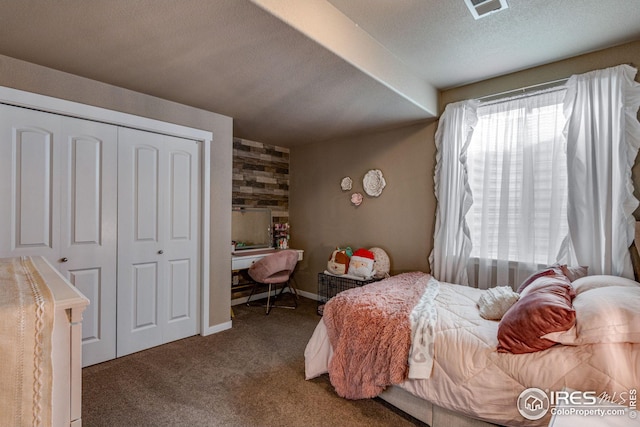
[[60, 257, 68, 263], [158, 250, 164, 255]]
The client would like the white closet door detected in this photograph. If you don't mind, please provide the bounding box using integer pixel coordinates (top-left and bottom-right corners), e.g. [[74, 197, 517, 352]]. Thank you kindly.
[[58, 117, 118, 367], [0, 106, 119, 367], [117, 128, 199, 357], [162, 136, 199, 343], [0, 105, 61, 261]]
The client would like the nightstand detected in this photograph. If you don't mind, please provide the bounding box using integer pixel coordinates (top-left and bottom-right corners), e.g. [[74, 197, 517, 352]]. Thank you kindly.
[[316, 272, 378, 315]]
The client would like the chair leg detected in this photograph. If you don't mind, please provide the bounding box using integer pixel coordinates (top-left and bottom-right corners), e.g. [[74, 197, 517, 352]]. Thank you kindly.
[[247, 279, 297, 314], [265, 283, 273, 315], [289, 276, 299, 300], [274, 279, 298, 309], [287, 279, 299, 309], [245, 281, 259, 306]]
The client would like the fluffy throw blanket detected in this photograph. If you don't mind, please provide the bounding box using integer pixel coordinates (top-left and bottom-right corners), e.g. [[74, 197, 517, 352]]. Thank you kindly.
[[0, 257, 54, 427], [322, 271, 431, 399]]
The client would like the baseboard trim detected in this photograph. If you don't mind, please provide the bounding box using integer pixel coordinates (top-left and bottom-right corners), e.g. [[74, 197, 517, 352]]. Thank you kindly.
[[231, 289, 319, 306], [297, 289, 319, 300], [201, 320, 232, 336]]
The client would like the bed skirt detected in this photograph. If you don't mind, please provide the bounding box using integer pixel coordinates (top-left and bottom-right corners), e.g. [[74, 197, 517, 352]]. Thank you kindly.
[[379, 386, 500, 427]]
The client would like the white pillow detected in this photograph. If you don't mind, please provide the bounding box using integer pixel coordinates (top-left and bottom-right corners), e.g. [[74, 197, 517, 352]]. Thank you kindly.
[[477, 286, 520, 320], [570, 274, 639, 295], [544, 284, 640, 345]]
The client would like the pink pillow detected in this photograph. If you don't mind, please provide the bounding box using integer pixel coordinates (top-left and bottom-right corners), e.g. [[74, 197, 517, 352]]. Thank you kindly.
[[516, 265, 588, 293], [557, 264, 588, 282], [516, 267, 563, 293], [498, 274, 576, 354]]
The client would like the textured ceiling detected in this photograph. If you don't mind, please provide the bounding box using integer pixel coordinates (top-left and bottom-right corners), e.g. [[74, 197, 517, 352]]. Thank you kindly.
[[0, 0, 638, 146], [328, 0, 640, 88]]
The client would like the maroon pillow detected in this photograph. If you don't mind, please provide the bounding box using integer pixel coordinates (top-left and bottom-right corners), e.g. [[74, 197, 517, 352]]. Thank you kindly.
[[516, 267, 564, 293], [558, 264, 588, 282], [497, 274, 576, 354]]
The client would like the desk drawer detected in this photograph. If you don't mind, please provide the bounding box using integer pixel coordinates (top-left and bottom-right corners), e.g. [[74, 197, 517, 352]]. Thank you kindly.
[[231, 249, 303, 271], [232, 256, 260, 270]]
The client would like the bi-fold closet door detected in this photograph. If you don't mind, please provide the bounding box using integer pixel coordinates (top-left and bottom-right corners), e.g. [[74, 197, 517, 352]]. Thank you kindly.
[[0, 105, 118, 366], [116, 127, 199, 358], [0, 104, 200, 366]]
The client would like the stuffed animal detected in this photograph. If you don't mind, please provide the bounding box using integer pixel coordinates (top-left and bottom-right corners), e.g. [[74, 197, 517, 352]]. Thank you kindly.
[[327, 249, 350, 275], [347, 248, 376, 279], [337, 246, 353, 258], [369, 247, 390, 279]]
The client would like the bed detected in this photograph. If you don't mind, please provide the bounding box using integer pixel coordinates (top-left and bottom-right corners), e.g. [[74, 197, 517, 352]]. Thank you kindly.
[[0, 256, 89, 427], [304, 270, 640, 427]]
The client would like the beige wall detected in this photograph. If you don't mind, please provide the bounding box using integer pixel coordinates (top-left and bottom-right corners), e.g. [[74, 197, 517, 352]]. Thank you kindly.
[[0, 54, 233, 330], [290, 121, 436, 293], [290, 40, 640, 295], [440, 40, 640, 110]]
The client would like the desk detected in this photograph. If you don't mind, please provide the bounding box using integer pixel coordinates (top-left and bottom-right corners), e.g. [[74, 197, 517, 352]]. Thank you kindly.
[[232, 248, 304, 271], [231, 249, 304, 305]]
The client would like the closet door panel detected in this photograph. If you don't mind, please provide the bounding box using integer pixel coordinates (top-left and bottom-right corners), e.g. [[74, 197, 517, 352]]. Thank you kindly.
[[134, 146, 160, 242], [131, 262, 160, 329], [169, 151, 192, 240], [117, 128, 165, 357], [58, 117, 117, 367], [162, 137, 199, 341], [0, 105, 60, 260], [16, 130, 53, 247], [168, 259, 190, 321], [68, 137, 100, 242], [69, 268, 101, 338]]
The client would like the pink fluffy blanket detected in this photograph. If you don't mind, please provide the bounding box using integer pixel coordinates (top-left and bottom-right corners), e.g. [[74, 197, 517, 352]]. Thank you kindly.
[[322, 271, 430, 399]]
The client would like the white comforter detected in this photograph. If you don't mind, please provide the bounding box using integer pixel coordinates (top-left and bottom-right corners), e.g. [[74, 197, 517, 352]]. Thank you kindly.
[[305, 280, 640, 427]]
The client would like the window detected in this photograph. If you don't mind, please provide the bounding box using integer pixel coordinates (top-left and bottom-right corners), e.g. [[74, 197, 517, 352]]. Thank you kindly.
[[466, 89, 568, 267], [431, 65, 640, 287]]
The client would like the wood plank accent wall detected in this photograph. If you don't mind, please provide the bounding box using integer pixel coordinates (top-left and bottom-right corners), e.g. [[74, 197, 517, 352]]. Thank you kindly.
[[232, 137, 289, 227]]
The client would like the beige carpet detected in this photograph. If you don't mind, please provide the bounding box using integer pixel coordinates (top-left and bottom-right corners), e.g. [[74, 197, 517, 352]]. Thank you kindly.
[[82, 296, 426, 427]]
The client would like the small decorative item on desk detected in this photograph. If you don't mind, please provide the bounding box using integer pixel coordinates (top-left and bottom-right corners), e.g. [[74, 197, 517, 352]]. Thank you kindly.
[[277, 238, 289, 249], [274, 222, 290, 249]]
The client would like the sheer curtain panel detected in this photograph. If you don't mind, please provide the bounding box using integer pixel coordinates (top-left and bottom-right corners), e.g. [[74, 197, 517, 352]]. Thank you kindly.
[[562, 64, 640, 278], [429, 100, 478, 285], [466, 89, 569, 289]]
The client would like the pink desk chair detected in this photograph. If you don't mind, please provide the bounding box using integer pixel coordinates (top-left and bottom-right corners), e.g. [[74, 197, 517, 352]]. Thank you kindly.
[[246, 249, 299, 314]]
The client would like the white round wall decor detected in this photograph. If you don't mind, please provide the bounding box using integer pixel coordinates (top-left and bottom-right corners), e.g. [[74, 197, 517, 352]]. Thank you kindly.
[[363, 169, 386, 197], [340, 176, 353, 191]]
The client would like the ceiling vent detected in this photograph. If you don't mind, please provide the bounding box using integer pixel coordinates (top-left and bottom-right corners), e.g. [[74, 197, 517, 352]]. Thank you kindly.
[[464, 0, 508, 19]]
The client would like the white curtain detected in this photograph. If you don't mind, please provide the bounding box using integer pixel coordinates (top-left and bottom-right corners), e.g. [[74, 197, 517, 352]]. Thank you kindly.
[[466, 88, 569, 289], [561, 64, 640, 278], [429, 100, 478, 285]]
